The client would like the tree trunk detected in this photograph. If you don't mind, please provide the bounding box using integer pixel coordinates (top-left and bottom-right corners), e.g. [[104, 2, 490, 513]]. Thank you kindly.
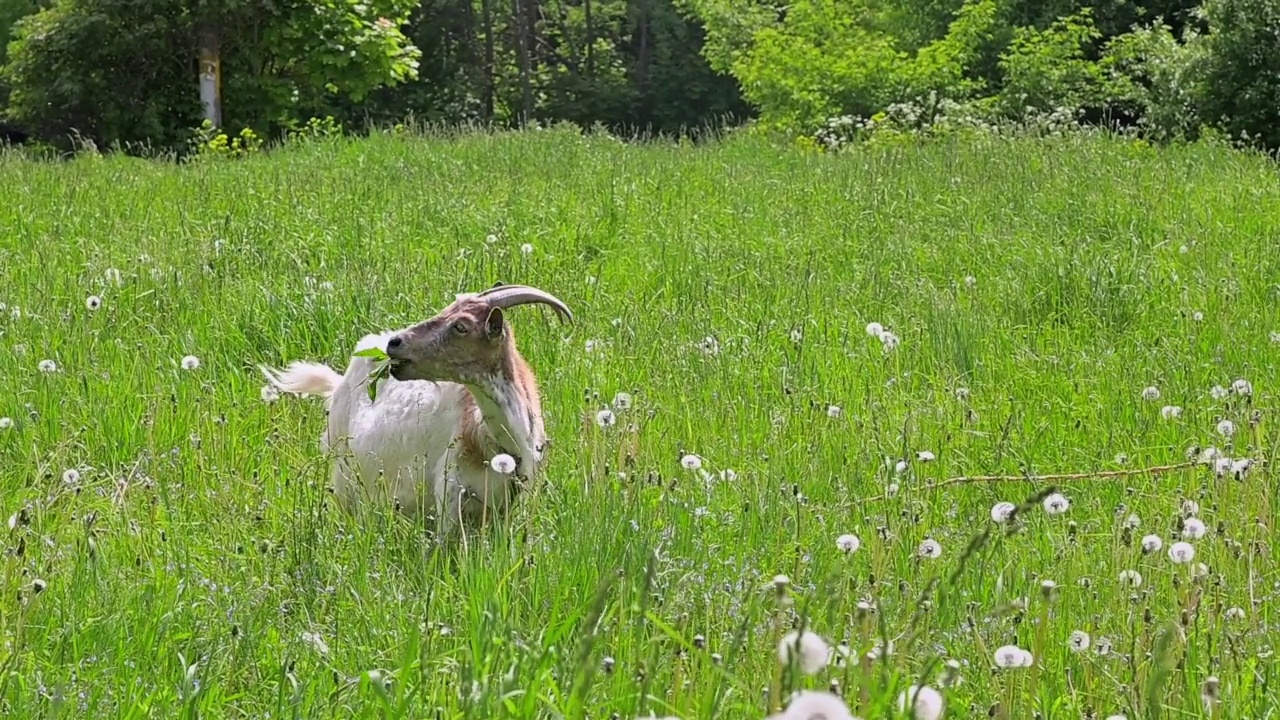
[[197, 26, 222, 127], [482, 0, 495, 122]]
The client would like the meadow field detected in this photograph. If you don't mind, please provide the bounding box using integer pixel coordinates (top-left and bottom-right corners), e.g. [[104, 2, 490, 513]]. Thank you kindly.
[[1, 128, 1279, 719]]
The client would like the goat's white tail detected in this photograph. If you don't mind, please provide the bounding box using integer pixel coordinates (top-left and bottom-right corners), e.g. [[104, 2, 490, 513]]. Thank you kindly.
[[260, 361, 342, 400]]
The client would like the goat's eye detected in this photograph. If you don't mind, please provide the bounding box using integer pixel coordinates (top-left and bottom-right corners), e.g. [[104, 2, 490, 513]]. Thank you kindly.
[[453, 321, 469, 335]]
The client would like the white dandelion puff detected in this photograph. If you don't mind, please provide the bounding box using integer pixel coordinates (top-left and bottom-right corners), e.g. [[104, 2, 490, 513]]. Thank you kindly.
[[38, 359, 58, 373], [1106, 716, 1128, 720], [836, 534, 861, 554], [896, 685, 944, 720], [85, 295, 102, 311], [520, 243, 534, 256], [917, 539, 942, 559], [489, 453, 517, 474], [1094, 637, 1113, 656], [1161, 405, 1182, 419], [879, 331, 900, 352], [770, 691, 857, 720], [1210, 385, 1229, 400], [916, 450, 936, 462], [1118, 569, 1143, 587], [595, 409, 617, 428], [1271, 331, 1280, 345], [1125, 513, 1141, 529], [1225, 607, 1246, 621], [955, 387, 970, 401], [990, 501, 1016, 523], [300, 631, 330, 656], [0, 417, 12, 430], [826, 405, 843, 418], [1182, 517, 1207, 540], [1214, 456, 1232, 477], [260, 385, 280, 403], [181, 355, 201, 371], [1068, 631, 1090, 652], [62, 469, 81, 485], [612, 392, 632, 410], [1231, 458, 1252, 479], [865, 322, 884, 338], [1181, 498, 1200, 516], [719, 468, 737, 482], [680, 454, 703, 471], [994, 645, 1028, 669], [104, 267, 123, 286], [1042, 493, 1070, 515], [894, 460, 908, 475], [1216, 419, 1235, 438], [1141, 534, 1163, 553], [1193, 311, 1204, 322], [1142, 386, 1161, 401], [32, 578, 47, 593], [1168, 541, 1196, 564], [776, 630, 830, 675], [1232, 378, 1252, 396]]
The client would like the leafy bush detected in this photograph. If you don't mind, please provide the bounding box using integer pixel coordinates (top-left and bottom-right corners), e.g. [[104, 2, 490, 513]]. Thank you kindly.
[[997, 9, 1110, 117], [1196, 0, 1280, 149], [1102, 21, 1205, 141]]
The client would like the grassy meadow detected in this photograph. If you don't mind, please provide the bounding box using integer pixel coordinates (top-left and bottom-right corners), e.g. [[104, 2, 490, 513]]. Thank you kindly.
[[1, 128, 1279, 719]]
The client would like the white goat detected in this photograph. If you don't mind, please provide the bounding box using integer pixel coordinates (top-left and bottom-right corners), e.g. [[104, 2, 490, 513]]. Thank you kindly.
[[261, 284, 573, 537]]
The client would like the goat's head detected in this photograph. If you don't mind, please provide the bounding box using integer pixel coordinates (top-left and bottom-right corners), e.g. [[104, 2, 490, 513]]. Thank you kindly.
[[384, 284, 573, 384]]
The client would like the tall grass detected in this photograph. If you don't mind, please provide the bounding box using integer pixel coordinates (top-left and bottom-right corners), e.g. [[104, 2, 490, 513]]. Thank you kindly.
[[1, 127, 1278, 718]]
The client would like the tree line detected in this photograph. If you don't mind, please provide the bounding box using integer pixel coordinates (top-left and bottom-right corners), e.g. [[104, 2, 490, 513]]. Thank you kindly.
[[1, 0, 1278, 153]]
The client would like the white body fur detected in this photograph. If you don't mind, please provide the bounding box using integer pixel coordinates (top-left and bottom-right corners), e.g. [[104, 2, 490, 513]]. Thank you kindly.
[[263, 331, 538, 535]]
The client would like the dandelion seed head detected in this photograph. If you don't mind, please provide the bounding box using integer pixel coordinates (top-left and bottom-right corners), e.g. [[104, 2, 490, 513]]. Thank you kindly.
[[1068, 630, 1090, 652], [1142, 386, 1161, 401], [879, 331, 900, 352], [1231, 458, 1252, 478], [1210, 385, 1229, 400], [836, 533, 861, 554], [1124, 513, 1141, 529], [520, 243, 534, 256], [896, 685, 944, 720], [994, 645, 1027, 669], [1216, 419, 1235, 438], [894, 460, 908, 475], [1169, 541, 1196, 564], [1094, 637, 1112, 655], [955, 387, 970, 401], [916, 450, 936, 462], [1118, 569, 1143, 587], [1043, 493, 1070, 515], [991, 501, 1016, 523], [62, 469, 80, 485], [776, 630, 829, 675], [1182, 517, 1207, 540], [1214, 456, 1232, 477], [865, 322, 884, 338], [85, 295, 102, 311], [181, 355, 201, 371], [680, 454, 703, 471], [0, 417, 11, 430], [595, 409, 617, 428], [300, 631, 330, 656], [1161, 405, 1182, 419], [1141, 534, 1163, 553], [38, 359, 58, 373], [1181, 498, 1200, 516], [612, 392, 632, 410], [32, 578, 47, 593], [1193, 311, 1204, 322], [489, 453, 517, 474], [104, 267, 122, 285], [1225, 606, 1245, 621], [260, 385, 280, 403], [917, 539, 942, 559], [1232, 378, 1252, 396], [770, 690, 857, 720], [826, 405, 843, 418], [1271, 331, 1280, 345]]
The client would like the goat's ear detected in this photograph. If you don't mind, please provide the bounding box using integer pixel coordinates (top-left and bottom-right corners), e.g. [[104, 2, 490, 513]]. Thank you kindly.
[[485, 306, 506, 340]]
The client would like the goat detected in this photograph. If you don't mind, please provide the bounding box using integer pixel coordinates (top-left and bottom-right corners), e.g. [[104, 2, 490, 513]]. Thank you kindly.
[[261, 284, 573, 537]]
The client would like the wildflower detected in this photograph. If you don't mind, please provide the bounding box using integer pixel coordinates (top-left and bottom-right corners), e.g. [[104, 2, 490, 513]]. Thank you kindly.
[[260, 385, 280, 403], [612, 392, 632, 410], [1161, 405, 1182, 419], [1232, 378, 1252, 396], [939, 658, 963, 687], [62, 469, 80, 485], [1124, 513, 1141, 529], [1141, 534, 1163, 553], [602, 656, 615, 673], [894, 460, 908, 475], [772, 575, 790, 592], [1142, 386, 1161, 401], [1168, 541, 1196, 564], [595, 409, 617, 428], [1193, 311, 1204, 322], [886, 483, 900, 497], [32, 578, 47, 594], [585, 339, 601, 354], [776, 630, 830, 675], [1181, 498, 1200, 516], [1214, 456, 1232, 477], [880, 331, 900, 352], [836, 533, 861, 554], [990, 501, 1016, 523], [768, 691, 857, 720], [85, 295, 102, 311], [38, 359, 58, 373], [1118, 570, 1143, 587], [917, 539, 942, 559], [1231, 458, 1252, 479], [1040, 579, 1059, 599], [489, 453, 517, 474], [1106, 716, 1128, 720], [865, 322, 884, 338], [1094, 637, 1112, 655], [1042, 493, 1069, 515], [1271, 331, 1280, 345], [181, 355, 201, 371], [916, 450, 936, 462], [964, 275, 977, 288], [994, 645, 1032, 668], [955, 387, 970, 401], [826, 405, 842, 418], [0, 417, 12, 430], [1068, 630, 1090, 652], [719, 468, 737, 482], [1216, 419, 1235, 438], [1225, 607, 1246, 621], [680, 454, 702, 471], [1182, 517, 1207, 540], [1210, 385, 1228, 400], [104, 267, 123, 286], [485, 234, 498, 244], [1201, 676, 1220, 709], [896, 685, 944, 720], [1192, 562, 1210, 579], [300, 631, 330, 656], [520, 243, 534, 256]]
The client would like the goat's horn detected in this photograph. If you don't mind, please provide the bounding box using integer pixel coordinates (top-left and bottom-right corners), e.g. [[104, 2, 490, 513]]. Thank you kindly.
[[480, 284, 574, 324]]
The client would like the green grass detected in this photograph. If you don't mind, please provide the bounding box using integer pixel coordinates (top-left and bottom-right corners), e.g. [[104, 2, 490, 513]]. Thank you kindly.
[[1, 127, 1279, 719]]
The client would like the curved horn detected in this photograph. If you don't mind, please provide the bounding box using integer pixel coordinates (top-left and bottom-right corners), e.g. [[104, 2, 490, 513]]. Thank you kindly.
[[479, 284, 574, 324]]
